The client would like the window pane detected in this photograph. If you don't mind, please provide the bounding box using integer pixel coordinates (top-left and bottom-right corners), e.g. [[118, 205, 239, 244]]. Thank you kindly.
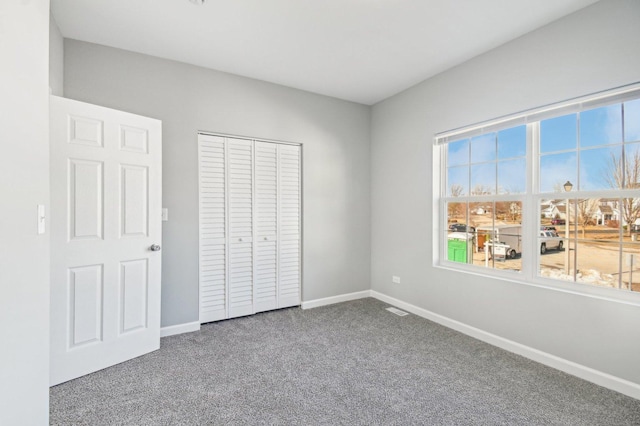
[[446, 202, 472, 264], [539, 199, 575, 282], [623, 142, 640, 189], [498, 158, 526, 194], [447, 166, 468, 196], [498, 125, 526, 159], [599, 144, 640, 190], [475, 201, 522, 272], [622, 243, 640, 292], [579, 146, 621, 190], [540, 114, 577, 153], [470, 163, 495, 195], [539, 152, 577, 193], [447, 202, 468, 231], [448, 138, 469, 166], [575, 242, 620, 289], [579, 104, 622, 147], [538, 232, 567, 278], [470, 133, 496, 163], [620, 196, 640, 234], [624, 98, 640, 143]]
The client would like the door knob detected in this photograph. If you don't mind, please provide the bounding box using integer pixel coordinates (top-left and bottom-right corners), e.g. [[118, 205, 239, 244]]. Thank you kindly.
[[150, 244, 161, 252]]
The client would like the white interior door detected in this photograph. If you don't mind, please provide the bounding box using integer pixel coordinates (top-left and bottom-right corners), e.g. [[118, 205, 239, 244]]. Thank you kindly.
[[49, 96, 162, 386]]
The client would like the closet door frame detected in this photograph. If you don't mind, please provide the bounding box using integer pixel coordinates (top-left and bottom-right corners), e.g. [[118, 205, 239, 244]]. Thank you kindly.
[[198, 132, 303, 323]]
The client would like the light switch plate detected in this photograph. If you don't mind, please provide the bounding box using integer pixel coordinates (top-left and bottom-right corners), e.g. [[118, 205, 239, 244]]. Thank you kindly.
[[162, 208, 169, 221], [392, 276, 401, 284]]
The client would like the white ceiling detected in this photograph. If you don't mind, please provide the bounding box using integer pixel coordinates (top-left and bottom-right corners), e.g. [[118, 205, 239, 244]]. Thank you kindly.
[[52, 0, 599, 105]]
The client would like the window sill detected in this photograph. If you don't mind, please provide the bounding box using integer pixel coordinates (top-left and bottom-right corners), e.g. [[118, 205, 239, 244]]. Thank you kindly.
[[435, 261, 640, 307]]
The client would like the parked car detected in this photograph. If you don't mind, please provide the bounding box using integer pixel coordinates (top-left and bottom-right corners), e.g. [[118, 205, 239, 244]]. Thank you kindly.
[[540, 230, 563, 254], [449, 223, 476, 233], [551, 218, 566, 225], [540, 226, 558, 236]]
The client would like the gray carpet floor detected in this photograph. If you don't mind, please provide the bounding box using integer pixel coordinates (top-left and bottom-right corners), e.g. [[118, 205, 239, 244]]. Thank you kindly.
[[50, 298, 640, 425]]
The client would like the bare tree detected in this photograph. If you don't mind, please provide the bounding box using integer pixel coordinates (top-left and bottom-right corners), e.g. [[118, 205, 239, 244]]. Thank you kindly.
[[448, 202, 465, 222], [603, 150, 640, 235], [448, 184, 465, 222], [509, 202, 522, 223], [576, 198, 599, 238], [450, 184, 464, 197], [495, 201, 505, 221], [470, 184, 492, 196], [489, 201, 521, 223]]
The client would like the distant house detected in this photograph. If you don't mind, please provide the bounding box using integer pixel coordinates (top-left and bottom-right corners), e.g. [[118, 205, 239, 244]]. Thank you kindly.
[[471, 205, 491, 215], [542, 203, 561, 219], [595, 199, 620, 225]]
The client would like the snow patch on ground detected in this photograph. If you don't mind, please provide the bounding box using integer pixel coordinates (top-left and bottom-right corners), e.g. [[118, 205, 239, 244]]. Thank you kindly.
[[540, 268, 617, 288]]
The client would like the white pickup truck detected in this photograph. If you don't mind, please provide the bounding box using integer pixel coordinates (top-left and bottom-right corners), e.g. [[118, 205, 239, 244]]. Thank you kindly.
[[540, 230, 563, 254]]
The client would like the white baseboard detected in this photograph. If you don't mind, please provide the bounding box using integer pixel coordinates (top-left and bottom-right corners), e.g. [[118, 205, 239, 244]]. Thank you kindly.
[[301, 290, 371, 310], [370, 290, 640, 401], [160, 321, 201, 338]]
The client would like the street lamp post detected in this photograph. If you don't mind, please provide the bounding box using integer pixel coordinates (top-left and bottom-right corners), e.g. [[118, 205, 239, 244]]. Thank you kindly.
[[564, 180, 573, 276]]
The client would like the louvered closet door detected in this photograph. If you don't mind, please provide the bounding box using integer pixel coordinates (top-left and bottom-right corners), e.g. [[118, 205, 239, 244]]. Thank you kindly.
[[278, 144, 301, 308], [254, 142, 278, 313], [199, 135, 301, 323], [199, 135, 227, 322], [228, 138, 254, 318]]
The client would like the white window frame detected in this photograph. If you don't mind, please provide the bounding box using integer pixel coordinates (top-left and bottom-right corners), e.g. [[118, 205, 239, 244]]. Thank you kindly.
[[434, 82, 640, 305]]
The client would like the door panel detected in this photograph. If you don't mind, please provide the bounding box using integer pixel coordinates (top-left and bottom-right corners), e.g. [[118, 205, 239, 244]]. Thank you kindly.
[[278, 145, 301, 308], [199, 135, 227, 322], [120, 259, 148, 334], [69, 160, 103, 240], [228, 139, 254, 318], [69, 115, 103, 147], [50, 96, 162, 386], [120, 125, 149, 153], [254, 142, 278, 312], [120, 165, 149, 237], [69, 264, 103, 347]]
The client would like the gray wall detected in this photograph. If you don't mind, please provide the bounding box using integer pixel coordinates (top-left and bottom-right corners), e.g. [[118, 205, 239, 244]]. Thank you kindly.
[[371, 0, 640, 384], [0, 0, 50, 423], [64, 40, 371, 327], [49, 12, 64, 96]]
